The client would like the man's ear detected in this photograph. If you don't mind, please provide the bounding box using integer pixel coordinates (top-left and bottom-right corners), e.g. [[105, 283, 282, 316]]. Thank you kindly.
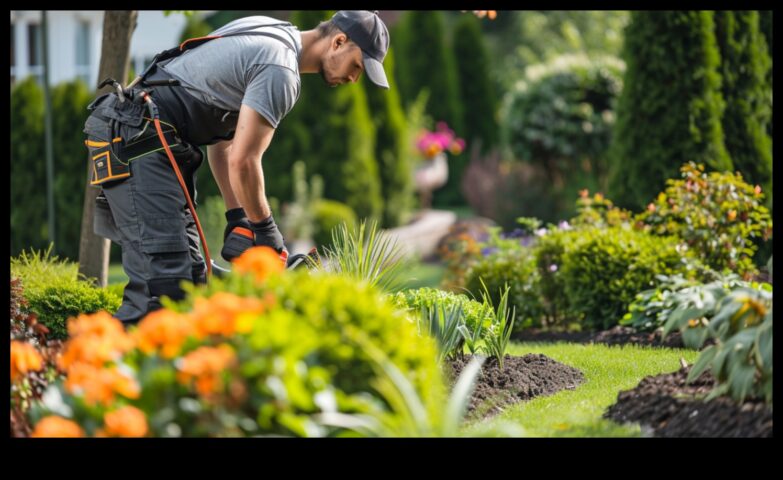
[[332, 33, 348, 50]]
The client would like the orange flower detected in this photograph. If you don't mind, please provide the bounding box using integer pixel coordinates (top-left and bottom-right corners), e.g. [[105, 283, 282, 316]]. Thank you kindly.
[[31, 416, 85, 438], [647, 203, 656, 213], [190, 292, 266, 338], [58, 312, 135, 370], [65, 363, 140, 407], [176, 344, 236, 396], [233, 246, 285, 284], [727, 210, 737, 222], [579, 189, 589, 198], [102, 406, 148, 437], [754, 185, 762, 196], [134, 309, 193, 359], [11, 340, 43, 382]]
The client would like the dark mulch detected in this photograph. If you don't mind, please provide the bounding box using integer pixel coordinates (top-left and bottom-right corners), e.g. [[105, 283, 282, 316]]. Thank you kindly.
[[445, 353, 585, 421], [513, 325, 714, 349], [604, 366, 773, 437]]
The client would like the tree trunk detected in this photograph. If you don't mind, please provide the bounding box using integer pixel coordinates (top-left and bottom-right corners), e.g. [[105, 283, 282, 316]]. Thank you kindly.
[[77, 11, 137, 286]]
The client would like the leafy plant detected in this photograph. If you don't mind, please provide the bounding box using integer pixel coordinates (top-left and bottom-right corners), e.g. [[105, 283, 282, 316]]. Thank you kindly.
[[479, 281, 516, 370], [661, 282, 773, 403], [319, 219, 410, 293], [416, 302, 465, 363], [314, 334, 525, 437]]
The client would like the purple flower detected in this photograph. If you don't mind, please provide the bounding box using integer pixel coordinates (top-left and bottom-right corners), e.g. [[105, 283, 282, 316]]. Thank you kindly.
[[482, 247, 498, 256], [519, 237, 533, 247], [549, 264, 558, 272], [535, 228, 548, 237], [558, 220, 572, 230]]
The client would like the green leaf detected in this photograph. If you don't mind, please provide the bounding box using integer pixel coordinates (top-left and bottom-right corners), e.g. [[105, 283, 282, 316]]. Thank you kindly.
[[687, 345, 717, 382]]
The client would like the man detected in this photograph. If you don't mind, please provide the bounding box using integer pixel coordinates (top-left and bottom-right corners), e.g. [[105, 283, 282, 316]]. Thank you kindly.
[[86, 11, 391, 326]]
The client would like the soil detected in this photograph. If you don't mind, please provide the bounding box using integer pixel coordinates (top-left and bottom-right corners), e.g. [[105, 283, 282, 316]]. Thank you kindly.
[[604, 366, 773, 437], [513, 325, 714, 349], [445, 353, 585, 421]]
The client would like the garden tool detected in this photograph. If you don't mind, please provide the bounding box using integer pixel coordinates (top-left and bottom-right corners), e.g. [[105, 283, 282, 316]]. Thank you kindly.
[[210, 247, 322, 278]]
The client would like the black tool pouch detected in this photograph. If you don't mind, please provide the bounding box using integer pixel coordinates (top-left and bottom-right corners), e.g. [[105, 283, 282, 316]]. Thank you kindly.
[[83, 92, 181, 186]]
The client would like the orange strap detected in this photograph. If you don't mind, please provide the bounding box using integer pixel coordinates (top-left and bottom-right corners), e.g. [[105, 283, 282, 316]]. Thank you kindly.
[[142, 93, 213, 278]]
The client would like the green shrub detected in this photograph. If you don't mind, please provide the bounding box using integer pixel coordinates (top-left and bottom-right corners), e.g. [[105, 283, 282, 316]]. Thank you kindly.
[[635, 162, 772, 278], [312, 199, 357, 248], [392, 287, 495, 336], [559, 226, 691, 330], [502, 53, 624, 210], [464, 246, 543, 331], [170, 268, 444, 435], [11, 246, 121, 339], [27, 282, 121, 340]]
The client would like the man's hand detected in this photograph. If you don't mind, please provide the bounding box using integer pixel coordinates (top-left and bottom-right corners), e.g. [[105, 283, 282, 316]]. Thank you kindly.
[[221, 207, 253, 262], [221, 212, 287, 262], [249, 215, 286, 253]]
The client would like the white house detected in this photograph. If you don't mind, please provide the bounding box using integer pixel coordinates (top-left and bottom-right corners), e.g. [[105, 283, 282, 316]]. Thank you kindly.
[[10, 11, 209, 89]]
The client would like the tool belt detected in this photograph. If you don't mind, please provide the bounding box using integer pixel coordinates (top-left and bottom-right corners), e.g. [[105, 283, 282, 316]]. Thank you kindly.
[[84, 86, 182, 186]]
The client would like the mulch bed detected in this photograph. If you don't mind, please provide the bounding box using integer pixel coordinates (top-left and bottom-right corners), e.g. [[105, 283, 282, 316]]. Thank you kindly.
[[445, 353, 585, 421], [604, 366, 773, 437], [513, 325, 713, 349]]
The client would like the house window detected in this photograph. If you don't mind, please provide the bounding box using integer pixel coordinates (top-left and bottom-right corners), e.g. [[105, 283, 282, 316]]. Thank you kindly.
[[75, 20, 91, 84], [27, 23, 43, 84]]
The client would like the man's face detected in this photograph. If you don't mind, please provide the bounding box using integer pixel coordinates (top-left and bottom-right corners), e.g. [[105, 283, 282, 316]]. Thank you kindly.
[[320, 34, 364, 87]]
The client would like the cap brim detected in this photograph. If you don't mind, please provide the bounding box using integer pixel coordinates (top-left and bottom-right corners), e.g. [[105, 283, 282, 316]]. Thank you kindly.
[[362, 53, 389, 89]]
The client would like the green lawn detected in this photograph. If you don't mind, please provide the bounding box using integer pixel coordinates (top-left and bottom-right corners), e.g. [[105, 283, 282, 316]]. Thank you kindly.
[[108, 263, 129, 286], [396, 260, 446, 291], [462, 342, 701, 437]]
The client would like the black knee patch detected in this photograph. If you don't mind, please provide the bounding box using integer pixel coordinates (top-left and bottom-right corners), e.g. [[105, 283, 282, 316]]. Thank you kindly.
[[148, 277, 188, 302]]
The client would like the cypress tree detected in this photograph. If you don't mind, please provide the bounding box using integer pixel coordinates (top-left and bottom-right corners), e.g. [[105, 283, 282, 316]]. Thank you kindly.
[[714, 11, 772, 206], [395, 11, 463, 134], [363, 47, 415, 227], [453, 13, 498, 154], [607, 11, 731, 210], [51, 80, 94, 260]]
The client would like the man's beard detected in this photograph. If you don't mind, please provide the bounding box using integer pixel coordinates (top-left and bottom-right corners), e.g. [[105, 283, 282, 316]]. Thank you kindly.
[[319, 67, 339, 88]]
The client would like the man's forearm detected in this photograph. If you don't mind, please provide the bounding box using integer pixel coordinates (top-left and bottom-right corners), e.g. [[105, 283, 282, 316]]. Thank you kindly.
[[228, 155, 272, 223], [207, 141, 242, 211]]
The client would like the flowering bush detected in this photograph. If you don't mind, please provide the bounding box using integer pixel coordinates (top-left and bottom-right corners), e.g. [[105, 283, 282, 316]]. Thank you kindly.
[[23, 246, 443, 437], [634, 162, 772, 278], [415, 122, 465, 159], [10, 277, 65, 437]]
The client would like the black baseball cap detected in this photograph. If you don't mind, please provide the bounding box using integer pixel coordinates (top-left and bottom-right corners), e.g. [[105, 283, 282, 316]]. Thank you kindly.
[[331, 10, 390, 89]]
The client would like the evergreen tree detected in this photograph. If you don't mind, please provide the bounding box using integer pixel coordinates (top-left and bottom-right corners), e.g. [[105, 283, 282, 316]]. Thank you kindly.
[[11, 78, 47, 256], [363, 47, 414, 227], [453, 13, 499, 154], [714, 11, 772, 207], [608, 11, 731, 210], [51, 80, 94, 260]]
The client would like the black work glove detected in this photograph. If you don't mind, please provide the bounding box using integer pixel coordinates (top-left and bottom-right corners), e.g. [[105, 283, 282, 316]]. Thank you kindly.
[[221, 208, 253, 262], [221, 212, 287, 263], [249, 215, 287, 254], [223, 207, 251, 241]]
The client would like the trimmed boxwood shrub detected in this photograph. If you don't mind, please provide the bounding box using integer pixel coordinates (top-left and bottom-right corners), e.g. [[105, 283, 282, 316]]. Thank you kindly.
[[559, 226, 692, 330], [463, 247, 543, 331]]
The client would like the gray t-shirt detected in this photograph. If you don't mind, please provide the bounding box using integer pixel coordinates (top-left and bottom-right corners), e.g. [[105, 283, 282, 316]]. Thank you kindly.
[[160, 16, 302, 129]]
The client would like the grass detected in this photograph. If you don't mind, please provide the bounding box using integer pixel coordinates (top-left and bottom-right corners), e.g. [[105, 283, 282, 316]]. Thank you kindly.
[[462, 341, 701, 437], [395, 260, 446, 291], [108, 263, 129, 286]]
